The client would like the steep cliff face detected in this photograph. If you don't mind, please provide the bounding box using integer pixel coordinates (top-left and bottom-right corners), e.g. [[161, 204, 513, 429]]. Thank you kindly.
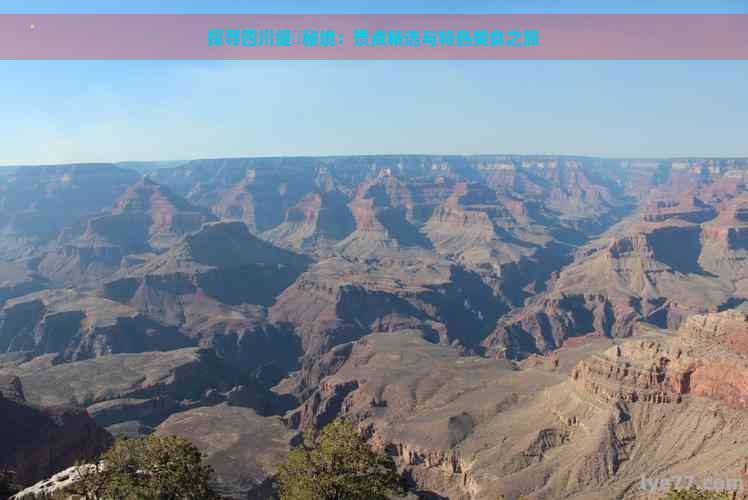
[[334, 172, 450, 257], [424, 181, 527, 261], [0, 347, 276, 436], [0, 289, 192, 362], [422, 180, 580, 304], [700, 196, 748, 287], [206, 163, 320, 233], [93, 222, 310, 376], [34, 178, 216, 287], [572, 309, 748, 410], [261, 191, 356, 252], [0, 165, 140, 254], [269, 254, 507, 363], [109, 177, 217, 250], [642, 196, 717, 223], [549, 310, 748, 499], [277, 331, 576, 499], [0, 375, 112, 487], [282, 312, 748, 500], [269, 257, 444, 358], [103, 221, 310, 316], [484, 192, 748, 359], [476, 159, 627, 231]]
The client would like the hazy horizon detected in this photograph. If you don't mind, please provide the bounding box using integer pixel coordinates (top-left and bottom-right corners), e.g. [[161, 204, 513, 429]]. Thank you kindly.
[[4, 151, 748, 169]]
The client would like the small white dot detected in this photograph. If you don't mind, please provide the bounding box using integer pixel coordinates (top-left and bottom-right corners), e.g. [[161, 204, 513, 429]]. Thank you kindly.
[[29, 24, 35, 30]]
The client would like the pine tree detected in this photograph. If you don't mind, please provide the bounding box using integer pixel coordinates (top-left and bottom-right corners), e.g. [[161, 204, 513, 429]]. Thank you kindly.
[[277, 419, 404, 500]]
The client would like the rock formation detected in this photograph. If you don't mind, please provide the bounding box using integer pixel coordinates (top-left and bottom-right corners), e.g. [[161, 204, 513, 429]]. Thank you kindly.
[[0, 289, 192, 362], [2, 156, 748, 499], [281, 311, 748, 499], [0, 375, 112, 487], [36, 178, 217, 287]]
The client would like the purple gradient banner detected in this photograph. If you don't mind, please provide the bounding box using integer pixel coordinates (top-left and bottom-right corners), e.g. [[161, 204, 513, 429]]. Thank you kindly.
[[0, 14, 746, 60]]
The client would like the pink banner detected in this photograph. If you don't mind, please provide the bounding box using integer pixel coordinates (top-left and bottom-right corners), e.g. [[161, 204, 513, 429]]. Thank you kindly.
[[0, 14, 746, 60]]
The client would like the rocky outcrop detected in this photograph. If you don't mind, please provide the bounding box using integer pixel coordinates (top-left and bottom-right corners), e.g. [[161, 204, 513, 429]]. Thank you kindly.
[[702, 196, 748, 253], [0, 375, 112, 487], [112, 178, 216, 249], [275, 331, 566, 499], [95, 222, 311, 377], [35, 178, 216, 287], [484, 294, 624, 357], [484, 210, 746, 359], [571, 342, 690, 405], [642, 196, 716, 223], [284, 379, 360, 430], [261, 191, 356, 251], [283, 314, 748, 500], [10, 463, 102, 499], [269, 255, 506, 361], [0, 347, 275, 436], [276, 341, 355, 402], [572, 310, 748, 409], [333, 172, 455, 257], [116, 221, 311, 305], [0, 165, 140, 254], [0, 289, 193, 362], [206, 161, 319, 233]]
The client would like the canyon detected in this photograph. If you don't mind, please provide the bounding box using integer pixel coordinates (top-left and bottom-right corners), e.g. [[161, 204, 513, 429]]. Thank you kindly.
[[1, 155, 747, 499]]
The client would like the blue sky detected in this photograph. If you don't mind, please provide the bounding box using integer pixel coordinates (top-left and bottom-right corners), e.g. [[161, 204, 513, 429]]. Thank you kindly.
[[0, 0, 746, 165]]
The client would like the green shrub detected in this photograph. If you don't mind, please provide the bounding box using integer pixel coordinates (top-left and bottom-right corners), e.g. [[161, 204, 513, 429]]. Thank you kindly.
[[73, 435, 219, 500], [277, 419, 404, 500]]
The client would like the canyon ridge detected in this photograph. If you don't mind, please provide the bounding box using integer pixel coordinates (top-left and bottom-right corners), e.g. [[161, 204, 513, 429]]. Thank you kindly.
[[2, 155, 748, 499]]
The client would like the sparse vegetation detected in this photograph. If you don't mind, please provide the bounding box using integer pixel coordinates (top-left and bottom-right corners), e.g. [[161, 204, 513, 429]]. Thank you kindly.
[[65, 435, 219, 500], [665, 487, 734, 499], [277, 419, 404, 500]]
